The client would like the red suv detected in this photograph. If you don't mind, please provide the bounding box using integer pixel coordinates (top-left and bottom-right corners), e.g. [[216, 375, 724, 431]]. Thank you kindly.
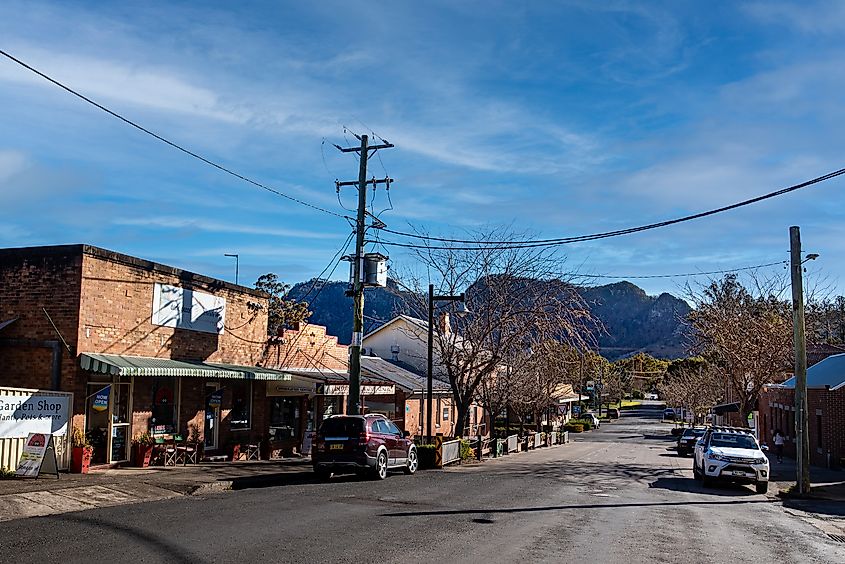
[[312, 414, 418, 480]]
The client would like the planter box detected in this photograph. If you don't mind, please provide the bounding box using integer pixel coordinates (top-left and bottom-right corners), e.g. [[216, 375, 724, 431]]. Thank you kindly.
[[71, 447, 92, 474], [133, 445, 154, 468]]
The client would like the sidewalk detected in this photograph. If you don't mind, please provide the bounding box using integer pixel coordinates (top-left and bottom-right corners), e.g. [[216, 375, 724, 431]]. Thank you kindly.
[[0, 458, 313, 522], [767, 453, 845, 501]]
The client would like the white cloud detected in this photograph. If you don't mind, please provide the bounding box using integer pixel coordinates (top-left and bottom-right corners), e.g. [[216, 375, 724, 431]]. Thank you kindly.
[[0, 45, 250, 123]]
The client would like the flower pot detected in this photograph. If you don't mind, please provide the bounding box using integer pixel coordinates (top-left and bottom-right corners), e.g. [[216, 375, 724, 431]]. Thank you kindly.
[[133, 444, 154, 468], [71, 446, 93, 473]]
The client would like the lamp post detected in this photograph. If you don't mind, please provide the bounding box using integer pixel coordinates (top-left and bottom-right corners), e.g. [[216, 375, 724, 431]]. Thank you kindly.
[[427, 284, 468, 444], [224, 253, 239, 285]]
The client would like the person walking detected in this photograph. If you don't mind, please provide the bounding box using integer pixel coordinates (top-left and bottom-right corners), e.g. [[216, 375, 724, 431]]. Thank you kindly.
[[773, 429, 785, 463]]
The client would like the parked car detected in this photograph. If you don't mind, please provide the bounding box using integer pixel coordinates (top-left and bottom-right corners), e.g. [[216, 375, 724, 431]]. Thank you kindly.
[[676, 427, 706, 456], [312, 414, 418, 480], [580, 413, 601, 428], [692, 426, 770, 494], [607, 408, 620, 419], [663, 408, 677, 421], [645, 393, 659, 400]]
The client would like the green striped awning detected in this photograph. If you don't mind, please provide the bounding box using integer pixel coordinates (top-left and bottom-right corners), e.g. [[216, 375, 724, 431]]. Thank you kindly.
[[79, 353, 292, 381]]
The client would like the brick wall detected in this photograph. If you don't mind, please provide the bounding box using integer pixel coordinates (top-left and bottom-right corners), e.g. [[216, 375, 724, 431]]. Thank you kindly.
[[78, 251, 268, 365], [0, 246, 83, 392], [263, 323, 348, 371], [759, 386, 845, 468]]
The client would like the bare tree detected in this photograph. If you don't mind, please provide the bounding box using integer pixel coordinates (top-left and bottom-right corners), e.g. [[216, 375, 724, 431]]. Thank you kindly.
[[659, 357, 721, 425], [398, 229, 595, 436], [685, 274, 792, 426]]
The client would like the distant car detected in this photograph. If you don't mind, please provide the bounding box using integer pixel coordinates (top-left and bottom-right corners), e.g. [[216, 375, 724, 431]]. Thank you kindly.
[[607, 408, 620, 419], [676, 427, 706, 456], [645, 393, 659, 400], [580, 413, 601, 428], [312, 414, 417, 480], [663, 408, 677, 421]]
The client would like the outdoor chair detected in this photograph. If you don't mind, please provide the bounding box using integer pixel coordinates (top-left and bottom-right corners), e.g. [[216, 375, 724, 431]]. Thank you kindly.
[[177, 436, 199, 465], [162, 436, 179, 466], [242, 440, 260, 461]]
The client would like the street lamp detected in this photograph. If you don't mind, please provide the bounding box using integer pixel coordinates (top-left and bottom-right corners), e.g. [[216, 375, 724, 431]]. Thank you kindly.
[[427, 284, 469, 443], [224, 253, 239, 285]]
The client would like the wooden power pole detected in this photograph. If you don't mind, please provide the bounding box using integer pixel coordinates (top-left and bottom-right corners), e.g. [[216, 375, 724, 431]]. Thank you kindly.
[[336, 134, 393, 415], [789, 225, 811, 494]]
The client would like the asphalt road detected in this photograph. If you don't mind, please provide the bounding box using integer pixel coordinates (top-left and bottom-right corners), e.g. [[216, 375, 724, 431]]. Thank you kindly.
[[1, 405, 842, 564]]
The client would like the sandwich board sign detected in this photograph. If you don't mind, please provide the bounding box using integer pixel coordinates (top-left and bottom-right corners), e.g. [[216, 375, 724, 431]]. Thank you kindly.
[[15, 432, 60, 479]]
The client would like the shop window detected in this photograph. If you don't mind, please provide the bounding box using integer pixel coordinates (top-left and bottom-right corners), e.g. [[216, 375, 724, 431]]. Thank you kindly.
[[363, 400, 395, 420], [270, 397, 300, 442], [230, 381, 252, 431], [151, 377, 178, 436], [442, 406, 450, 421]]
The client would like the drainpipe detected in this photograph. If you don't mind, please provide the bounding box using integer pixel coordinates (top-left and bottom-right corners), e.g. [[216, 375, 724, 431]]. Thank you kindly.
[[0, 338, 64, 390]]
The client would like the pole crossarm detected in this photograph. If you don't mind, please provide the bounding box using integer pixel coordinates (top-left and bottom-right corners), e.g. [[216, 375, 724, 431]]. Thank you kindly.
[[336, 177, 394, 188], [335, 142, 395, 153]]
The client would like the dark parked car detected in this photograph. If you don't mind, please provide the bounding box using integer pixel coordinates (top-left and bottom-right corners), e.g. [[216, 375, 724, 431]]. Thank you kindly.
[[607, 408, 620, 419], [676, 427, 706, 456], [312, 414, 418, 480], [663, 408, 677, 421]]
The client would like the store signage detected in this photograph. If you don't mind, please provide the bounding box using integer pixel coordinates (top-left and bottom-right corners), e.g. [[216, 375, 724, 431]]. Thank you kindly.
[[15, 433, 59, 478], [0, 393, 70, 439], [208, 390, 223, 409], [92, 386, 110, 412], [315, 384, 395, 396]]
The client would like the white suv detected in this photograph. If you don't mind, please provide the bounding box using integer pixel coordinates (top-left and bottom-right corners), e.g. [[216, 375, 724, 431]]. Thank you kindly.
[[692, 427, 770, 494]]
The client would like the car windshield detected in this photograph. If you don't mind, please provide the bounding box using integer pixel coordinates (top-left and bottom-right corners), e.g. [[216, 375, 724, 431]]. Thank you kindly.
[[319, 418, 363, 437], [682, 429, 705, 438], [710, 433, 758, 450]]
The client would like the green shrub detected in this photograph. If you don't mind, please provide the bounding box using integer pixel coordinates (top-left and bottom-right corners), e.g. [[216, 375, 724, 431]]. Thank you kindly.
[[573, 418, 593, 431], [459, 439, 475, 461], [416, 444, 437, 469], [632, 390, 645, 400], [563, 423, 584, 433]]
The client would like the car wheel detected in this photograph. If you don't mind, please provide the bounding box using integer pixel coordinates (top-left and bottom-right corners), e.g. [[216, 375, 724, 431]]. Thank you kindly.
[[404, 446, 418, 475], [755, 482, 769, 494], [373, 450, 388, 480], [692, 460, 701, 480], [314, 467, 332, 481]]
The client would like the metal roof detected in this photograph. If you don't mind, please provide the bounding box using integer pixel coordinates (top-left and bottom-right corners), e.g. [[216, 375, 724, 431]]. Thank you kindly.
[[360, 356, 451, 393], [778, 352, 845, 391], [80, 353, 292, 381]]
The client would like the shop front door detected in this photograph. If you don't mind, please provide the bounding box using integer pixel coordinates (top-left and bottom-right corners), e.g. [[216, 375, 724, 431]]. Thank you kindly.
[[204, 383, 221, 450], [85, 380, 132, 464]]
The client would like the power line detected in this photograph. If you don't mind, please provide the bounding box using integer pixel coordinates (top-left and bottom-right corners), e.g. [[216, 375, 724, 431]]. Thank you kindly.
[[573, 260, 787, 280], [378, 166, 845, 250], [299, 231, 355, 301], [0, 48, 350, 220]]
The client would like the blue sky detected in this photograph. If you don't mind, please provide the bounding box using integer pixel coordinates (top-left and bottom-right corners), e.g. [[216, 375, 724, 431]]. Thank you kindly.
[[1, 1, 843, 297]]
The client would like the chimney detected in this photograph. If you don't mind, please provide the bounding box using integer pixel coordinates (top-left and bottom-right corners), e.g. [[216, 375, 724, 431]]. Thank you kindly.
[[390, 344, 400, 361], [439, 312, 451, 336]]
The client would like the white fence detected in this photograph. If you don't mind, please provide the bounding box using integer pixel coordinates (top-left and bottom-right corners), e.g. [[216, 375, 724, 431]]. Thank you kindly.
[[441, 439, 461, 466], [0, 387, 73, 471]]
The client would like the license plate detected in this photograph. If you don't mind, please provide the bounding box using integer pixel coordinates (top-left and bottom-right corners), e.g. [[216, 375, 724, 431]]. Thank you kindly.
[[731, 470, 749, 477], [330, 444, 344, 450]]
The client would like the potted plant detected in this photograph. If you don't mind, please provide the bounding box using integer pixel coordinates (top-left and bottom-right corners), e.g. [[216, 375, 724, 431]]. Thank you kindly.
[[70, 426, 93, 473], [131, 432, 155, 468]]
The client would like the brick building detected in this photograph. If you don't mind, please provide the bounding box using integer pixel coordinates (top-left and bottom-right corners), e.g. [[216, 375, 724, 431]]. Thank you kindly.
[[0, 244, 291, 465], [758, 353, 845, 469]]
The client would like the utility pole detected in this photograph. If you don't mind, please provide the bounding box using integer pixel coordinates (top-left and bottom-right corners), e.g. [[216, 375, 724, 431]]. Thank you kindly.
[[790, 226, 811, 494], [335, 134, 393, 415]]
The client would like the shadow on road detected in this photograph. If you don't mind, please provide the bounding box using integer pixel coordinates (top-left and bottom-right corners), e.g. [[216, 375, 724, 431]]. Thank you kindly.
[[53, 513, 206, 564], [783, 497, 845, 517], [381, 498, 774, 518], [649, 476, 759, 497]]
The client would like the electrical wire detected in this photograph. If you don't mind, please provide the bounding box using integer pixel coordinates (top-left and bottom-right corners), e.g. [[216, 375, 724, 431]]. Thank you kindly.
[[0, 48, 350, 220], [377, 166, 845, 250], [299, 231, 355, 301], [572, 260, 787, 280]]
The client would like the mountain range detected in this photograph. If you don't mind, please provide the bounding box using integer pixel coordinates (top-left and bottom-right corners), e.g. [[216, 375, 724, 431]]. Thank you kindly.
[[287, 279, 691, 360]]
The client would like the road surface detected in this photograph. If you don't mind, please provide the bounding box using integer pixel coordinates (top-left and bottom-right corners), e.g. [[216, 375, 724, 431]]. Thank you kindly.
[[1, 405, 842, 563]]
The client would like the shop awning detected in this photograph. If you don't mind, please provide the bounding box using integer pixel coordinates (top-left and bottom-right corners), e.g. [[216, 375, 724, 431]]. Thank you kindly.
[[712, 401, 740, 415], [80, 353, 292, 381]]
